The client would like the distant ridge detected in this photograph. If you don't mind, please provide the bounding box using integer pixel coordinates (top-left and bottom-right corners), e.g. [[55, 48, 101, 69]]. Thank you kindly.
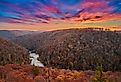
[[0, 30, 43, 40]]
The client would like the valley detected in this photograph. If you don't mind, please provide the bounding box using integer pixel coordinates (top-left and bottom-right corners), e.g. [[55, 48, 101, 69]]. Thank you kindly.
[[12, 28, 121, 71], [0, 0, 121, 81], [0, 28, 121, 82]]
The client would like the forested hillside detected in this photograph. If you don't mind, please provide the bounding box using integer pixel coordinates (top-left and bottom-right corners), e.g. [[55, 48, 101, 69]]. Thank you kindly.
[[0, 38, 30, 65], [13, 28, 121, 71], [0, 64, 121, 82]]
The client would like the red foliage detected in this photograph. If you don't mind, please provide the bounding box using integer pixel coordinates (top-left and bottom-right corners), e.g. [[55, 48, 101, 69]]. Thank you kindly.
[[0, 64, 121, 82]]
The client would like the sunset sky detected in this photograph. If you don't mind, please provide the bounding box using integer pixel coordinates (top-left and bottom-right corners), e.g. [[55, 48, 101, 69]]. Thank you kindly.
[[0, 0, 121, 31]]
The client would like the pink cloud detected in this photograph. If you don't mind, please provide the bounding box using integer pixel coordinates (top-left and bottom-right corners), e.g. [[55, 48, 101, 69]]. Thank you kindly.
[[80, 0, 111, 12], [65, 0, 114, 22], [82, 1, 106, 8], [43, 5, 60, 13]]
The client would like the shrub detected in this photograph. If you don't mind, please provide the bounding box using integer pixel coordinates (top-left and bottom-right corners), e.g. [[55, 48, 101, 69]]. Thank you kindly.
[[92, 65, 108, 82], [32, 66, 40, 76]]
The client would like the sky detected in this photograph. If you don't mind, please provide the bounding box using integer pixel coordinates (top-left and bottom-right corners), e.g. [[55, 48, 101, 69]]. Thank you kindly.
[[0, 0, 121, 31]]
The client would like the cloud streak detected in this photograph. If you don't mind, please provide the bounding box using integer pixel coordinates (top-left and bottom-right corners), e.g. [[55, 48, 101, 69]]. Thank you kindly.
[[0, 0, 121, 30]]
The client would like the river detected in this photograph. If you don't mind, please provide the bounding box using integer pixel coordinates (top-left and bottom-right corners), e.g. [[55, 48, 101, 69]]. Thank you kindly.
[[29, 52, 44, 67]]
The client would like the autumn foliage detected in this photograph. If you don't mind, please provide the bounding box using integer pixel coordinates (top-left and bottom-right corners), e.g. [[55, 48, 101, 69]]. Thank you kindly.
[[0, 38, 30, 65], [13, 28, 121, 71], [0, 64, 121, 82]]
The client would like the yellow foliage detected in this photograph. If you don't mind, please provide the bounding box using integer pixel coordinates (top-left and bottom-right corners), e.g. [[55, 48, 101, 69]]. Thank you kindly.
[[55, 75, 65, 82]]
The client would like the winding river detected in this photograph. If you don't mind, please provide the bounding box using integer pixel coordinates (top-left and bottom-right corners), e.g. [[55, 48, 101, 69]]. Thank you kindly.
[[29, 52, 44, 67]]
